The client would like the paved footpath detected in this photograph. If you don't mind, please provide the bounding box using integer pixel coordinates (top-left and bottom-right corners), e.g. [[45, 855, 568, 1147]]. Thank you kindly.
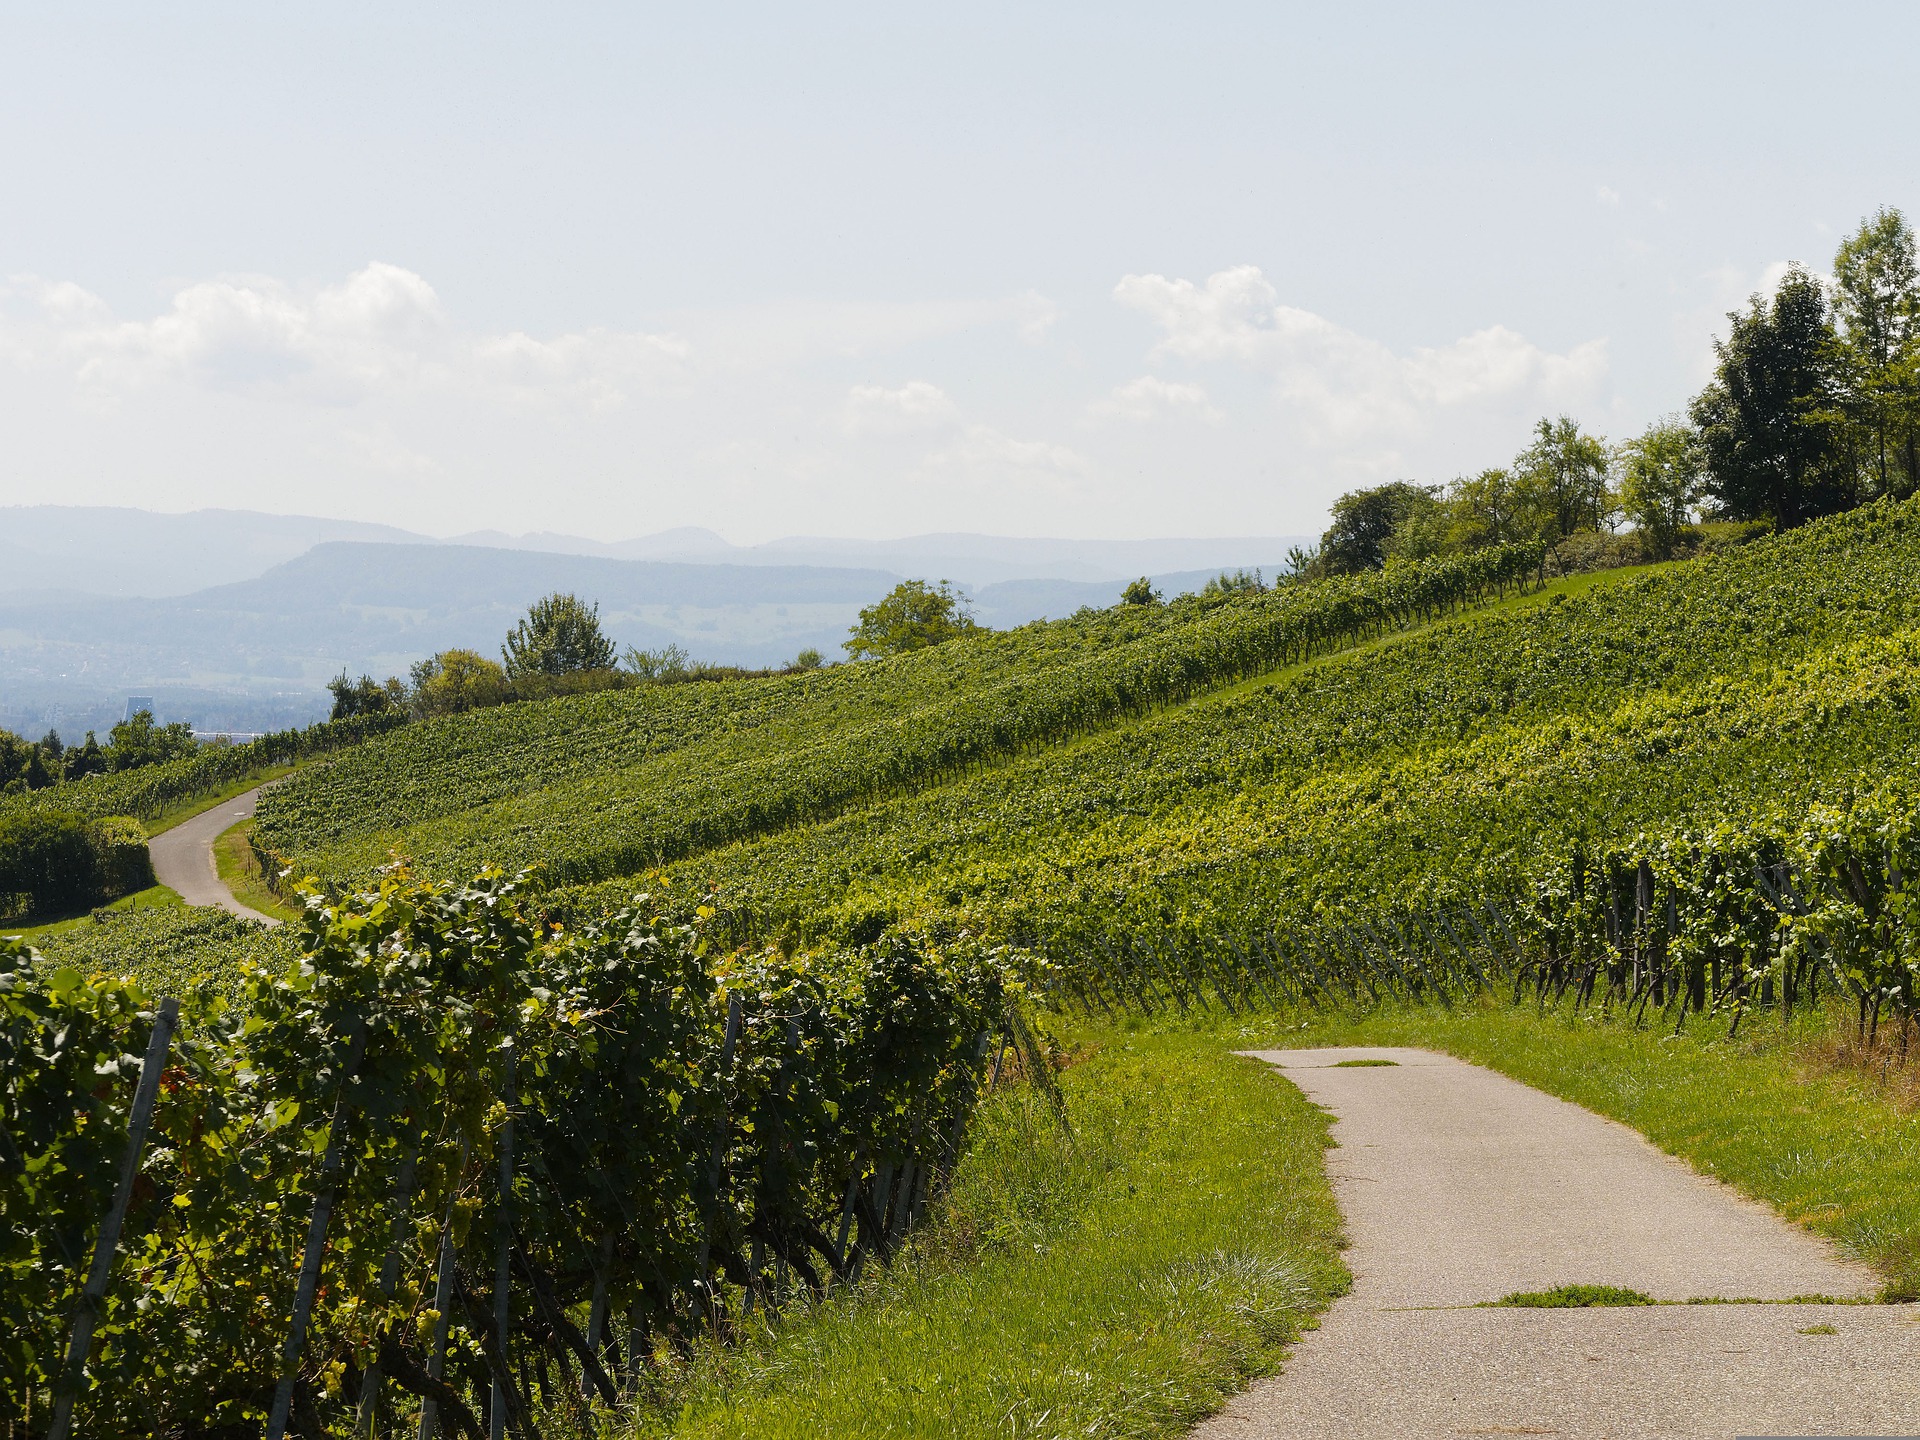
[[147, 785, 280, 925], [1192, 1046, 1920, 1439]]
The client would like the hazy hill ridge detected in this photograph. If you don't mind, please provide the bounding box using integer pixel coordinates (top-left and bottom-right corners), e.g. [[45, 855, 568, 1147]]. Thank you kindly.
[[0, 508, 1303, 736]]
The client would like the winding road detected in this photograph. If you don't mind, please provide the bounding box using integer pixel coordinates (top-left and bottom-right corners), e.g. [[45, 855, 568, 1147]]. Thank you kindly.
[[1195, 1046, 1920, 1439], [147, 785, 280, 925]]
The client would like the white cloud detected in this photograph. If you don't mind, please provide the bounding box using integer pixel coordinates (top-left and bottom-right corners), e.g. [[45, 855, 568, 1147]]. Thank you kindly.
[[1089, 375, 1222, 423], [842, 380, 959, 435], [917, 424, 1089, 495], [1596, 185, 1622, 206], [2, 263, 689, 407], [1113, 264, 1608, 442]]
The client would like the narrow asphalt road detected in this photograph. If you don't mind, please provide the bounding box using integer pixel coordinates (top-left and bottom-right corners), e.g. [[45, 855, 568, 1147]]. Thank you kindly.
[[1192, 1046, 1920, 1439], [147, 786, 280, 926]]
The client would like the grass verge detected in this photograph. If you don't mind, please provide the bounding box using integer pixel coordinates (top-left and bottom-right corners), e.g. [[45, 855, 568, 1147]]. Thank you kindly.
[[143, 764, 294, 837], [213, 818, 302, 923], [627, 1029, 1347, 1439], [1229, 996, 1920, 1300], [1, 884, 185, 943]]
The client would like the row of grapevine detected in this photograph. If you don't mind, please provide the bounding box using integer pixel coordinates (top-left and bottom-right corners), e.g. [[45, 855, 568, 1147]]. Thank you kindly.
[[0, 713, 409, 827], [1046, 785, 1920, 1043], [254, 544, 1545, 891], [3, 868, 1026, 1437]]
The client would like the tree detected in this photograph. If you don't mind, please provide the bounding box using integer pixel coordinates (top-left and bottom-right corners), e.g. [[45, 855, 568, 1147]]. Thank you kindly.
[[502, 592, 619, 679], [622, 643, 692, 682], [1282, 543, 1321, 579], [1201, 568, 1265, 597], [1319, 482, 1441, 574], [1383, 488, 1452, 563], [64, 732, 107, 782], [1617, 417, 1705, 559], [791, 647, 825, 670], [1512, 416, 1612, 543], [1829, 207, 1920, 499], [844, 580, 981, 659], [328, 672, 400, 721], [1121, 576, 1160, 606], [108, 710, 197, 770], [1692, 265, 1853, 527], [408, 649, 508, 716], [1444, 468, 1532, 550]]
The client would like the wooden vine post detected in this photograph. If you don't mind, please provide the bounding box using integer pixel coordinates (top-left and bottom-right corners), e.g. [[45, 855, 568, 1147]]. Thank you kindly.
[[47, 996, 181, 1440], [415, 1142, 469, 1440], [266, 1016, 369, 1440], [692, 992, 741, 1332], [490, 1041, 517, 1440]]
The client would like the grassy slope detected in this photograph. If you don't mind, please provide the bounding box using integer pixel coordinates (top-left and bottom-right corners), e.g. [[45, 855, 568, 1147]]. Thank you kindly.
[[637, 1030, 1347, 1440], [212, 819, 303, 923]]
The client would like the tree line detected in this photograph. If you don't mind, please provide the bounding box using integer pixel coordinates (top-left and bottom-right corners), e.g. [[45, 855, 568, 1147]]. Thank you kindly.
[[329, 583, 995, 725], [0, 710, 197, 798], [1301, 207, 1920, 579]]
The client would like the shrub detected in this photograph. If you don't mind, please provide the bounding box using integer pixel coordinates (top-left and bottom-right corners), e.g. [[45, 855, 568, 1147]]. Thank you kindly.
[[91, 816, 154, 897], [0, 813, 153, 921], [0, 812, 101, 919]]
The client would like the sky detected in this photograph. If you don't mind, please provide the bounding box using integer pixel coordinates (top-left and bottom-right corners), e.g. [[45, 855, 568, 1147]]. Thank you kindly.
[[2, 2, 1916, 544]]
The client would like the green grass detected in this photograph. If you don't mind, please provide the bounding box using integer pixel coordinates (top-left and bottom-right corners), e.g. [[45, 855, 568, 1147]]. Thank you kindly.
[[0, 767, 292, 938], [1493, 1284, 1654, 1308], [1234, 996, 1920, 1300], [627, 1029, 1348, 1439], [212, 818, 302, 923], [1331, 1058, 1397, 1067], [1, 884, 184, 943], [141, 764, 293, 837]]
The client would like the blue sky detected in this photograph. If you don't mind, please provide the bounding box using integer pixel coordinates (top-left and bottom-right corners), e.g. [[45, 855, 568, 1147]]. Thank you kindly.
[[1, 2, 1914, 541]]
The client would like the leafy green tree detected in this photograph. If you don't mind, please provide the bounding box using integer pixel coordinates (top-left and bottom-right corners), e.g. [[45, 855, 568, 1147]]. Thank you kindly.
[[1444, 467, 1532, 550], [1617, 418, 1706, 559], [1829, 207, 1920, 499], [1319, 482, 1441, 574], [1121, 576, 1161, 606], [1201, 568, 1266, 597], [1692, 265, 1854, 527], [844, 580, 981, 659], [791, 647, 826, 670], [327, 672, 401, 721], [1282, 543, 1321, 579], [408, 648, 508, 716], [503, 592, 619, 679], [1383, 487, 1453, 562], [63, 732, 107, 781], [623, 642, 692, 682], [107, 709, 197, 771], [1512, 416, 1613, 543]]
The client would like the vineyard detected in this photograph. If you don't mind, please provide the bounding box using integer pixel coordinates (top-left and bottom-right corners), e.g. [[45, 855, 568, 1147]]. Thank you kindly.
[[17, 497, 1920, 1433], [249, 545, 1542, 890], [0, 714, 408, 828], [4, 870, 1027, 1435]]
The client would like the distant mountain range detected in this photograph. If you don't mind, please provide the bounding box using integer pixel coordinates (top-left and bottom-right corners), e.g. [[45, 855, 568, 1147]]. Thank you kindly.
[[1, 505, 1305, 597], [0, 506, 1307, 738]]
